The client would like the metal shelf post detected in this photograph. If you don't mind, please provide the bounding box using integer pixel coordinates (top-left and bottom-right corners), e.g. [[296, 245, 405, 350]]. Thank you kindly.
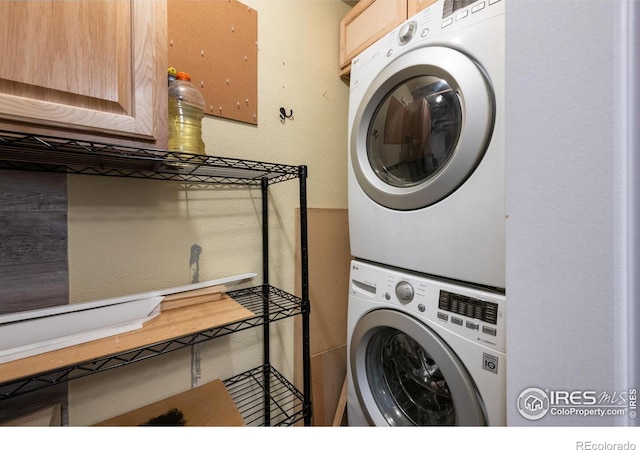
[[261, 176, 271, 426], [298, 165, 311, 425]]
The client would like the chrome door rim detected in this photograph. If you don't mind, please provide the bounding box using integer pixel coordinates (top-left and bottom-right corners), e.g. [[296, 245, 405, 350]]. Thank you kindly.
[[350, 46, 495, 210], [350, 308, 487, 426]]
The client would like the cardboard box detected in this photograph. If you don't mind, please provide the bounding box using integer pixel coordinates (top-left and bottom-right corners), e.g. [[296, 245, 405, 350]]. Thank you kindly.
[[94, 379, 245, 427]]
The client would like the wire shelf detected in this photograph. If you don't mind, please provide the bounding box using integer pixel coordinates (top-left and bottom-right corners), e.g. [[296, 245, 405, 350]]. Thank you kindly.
[[224, 365, 306, 426], [0, 130, 301, 185], [0, 285, 302, 403], [0, 128, 311, 425]]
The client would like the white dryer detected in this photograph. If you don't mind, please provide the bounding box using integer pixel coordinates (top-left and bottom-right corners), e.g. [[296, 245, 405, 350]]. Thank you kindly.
[[347, 260, 506, 426], [348, 0, 505, 288]]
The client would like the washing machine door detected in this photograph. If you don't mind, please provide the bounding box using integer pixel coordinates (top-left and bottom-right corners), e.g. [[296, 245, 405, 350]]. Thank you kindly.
[[350, 309, 487, 426], [350, 46, 494, 210]]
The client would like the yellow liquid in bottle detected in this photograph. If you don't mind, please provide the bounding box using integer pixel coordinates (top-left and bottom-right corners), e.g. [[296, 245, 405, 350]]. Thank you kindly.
[[168, 98, 205, 155]]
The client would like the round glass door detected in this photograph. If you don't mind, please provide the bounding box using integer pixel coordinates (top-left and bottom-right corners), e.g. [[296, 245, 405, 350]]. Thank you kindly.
[[366, 328, 455, 425], [350, 309, 487, 426], [367, 76, 462, 189], [350, 46, 494, 210]]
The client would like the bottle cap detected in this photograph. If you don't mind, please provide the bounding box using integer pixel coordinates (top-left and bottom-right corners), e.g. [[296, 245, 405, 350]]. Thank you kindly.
[[176, 72, 191, 81]]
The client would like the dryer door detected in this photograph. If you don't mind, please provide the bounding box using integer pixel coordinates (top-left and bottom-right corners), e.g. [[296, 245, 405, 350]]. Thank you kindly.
[[350, 308, 487, 426], [350, 46, 494, 210]]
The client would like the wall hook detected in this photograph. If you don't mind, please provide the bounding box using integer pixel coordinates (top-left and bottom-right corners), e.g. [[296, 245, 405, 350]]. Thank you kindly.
[[279, 107, 293, 121]]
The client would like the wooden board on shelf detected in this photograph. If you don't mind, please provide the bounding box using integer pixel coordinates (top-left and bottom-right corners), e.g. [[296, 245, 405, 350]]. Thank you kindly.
[[94, 379, 244, 427], [0, 274, 252, 366], [161, 284, 227, 311], [0, 294, 255, 385], [0, 295, 164, 364]]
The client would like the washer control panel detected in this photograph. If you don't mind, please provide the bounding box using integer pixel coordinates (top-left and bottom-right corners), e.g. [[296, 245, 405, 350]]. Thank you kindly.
[[349, 260, 505, 352], [437, 290, 498, 324]]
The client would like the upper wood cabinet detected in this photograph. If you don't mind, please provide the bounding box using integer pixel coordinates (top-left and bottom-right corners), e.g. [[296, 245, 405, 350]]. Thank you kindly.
[[0, 0, 168, 148], [407, 0, 439, 17], [339, 0, 437, 78], [340, 0, 406, 77]]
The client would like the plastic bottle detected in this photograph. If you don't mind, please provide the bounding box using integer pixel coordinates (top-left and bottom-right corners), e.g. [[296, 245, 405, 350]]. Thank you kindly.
[[168, 71, 206, 155]]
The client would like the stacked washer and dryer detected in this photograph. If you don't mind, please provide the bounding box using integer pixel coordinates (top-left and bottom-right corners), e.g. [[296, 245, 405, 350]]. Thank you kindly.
[[346, 0, 506, 426]]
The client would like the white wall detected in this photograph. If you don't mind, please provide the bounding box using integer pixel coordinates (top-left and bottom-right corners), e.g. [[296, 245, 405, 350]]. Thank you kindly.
[[66, 0, 350, 425], [505, 0, 639, 425]]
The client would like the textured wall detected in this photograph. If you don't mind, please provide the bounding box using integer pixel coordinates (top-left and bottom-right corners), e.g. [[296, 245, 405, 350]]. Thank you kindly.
[[67, 0, 350, 425]]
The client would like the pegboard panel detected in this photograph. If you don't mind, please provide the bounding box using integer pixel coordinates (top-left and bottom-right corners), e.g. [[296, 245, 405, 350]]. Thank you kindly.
[[168, 0, 258, 125]]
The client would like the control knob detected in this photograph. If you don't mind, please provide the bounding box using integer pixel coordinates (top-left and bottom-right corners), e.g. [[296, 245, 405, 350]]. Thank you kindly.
[[395, 281, 414, 303], [398, 21, 417, 45]]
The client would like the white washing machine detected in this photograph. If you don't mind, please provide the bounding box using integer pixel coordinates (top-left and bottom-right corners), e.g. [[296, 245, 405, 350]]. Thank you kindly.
[[346, 260, 506, 426], [348, 0, 505, 288]]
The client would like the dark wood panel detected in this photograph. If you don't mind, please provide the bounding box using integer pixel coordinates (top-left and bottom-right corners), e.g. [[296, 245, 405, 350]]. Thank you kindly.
[[0, 170, 67, 212], [0, 262, 68, 315], [0, 211, 67, 265], [0, 170, 68, 424]]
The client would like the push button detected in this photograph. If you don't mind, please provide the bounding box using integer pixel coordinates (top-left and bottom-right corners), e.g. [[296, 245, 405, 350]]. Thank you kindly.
[[437, 312, 448, 321], [466, 321, 479, 331], [482, 326, 497, 336], [471, 2, 486, 13], [451, 317, 463, 326]]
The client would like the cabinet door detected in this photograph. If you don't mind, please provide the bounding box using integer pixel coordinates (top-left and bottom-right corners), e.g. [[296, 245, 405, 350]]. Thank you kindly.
[[407, 0, 438, 17], [0, 0, 167, 147], [339, 0, 407, 77]]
